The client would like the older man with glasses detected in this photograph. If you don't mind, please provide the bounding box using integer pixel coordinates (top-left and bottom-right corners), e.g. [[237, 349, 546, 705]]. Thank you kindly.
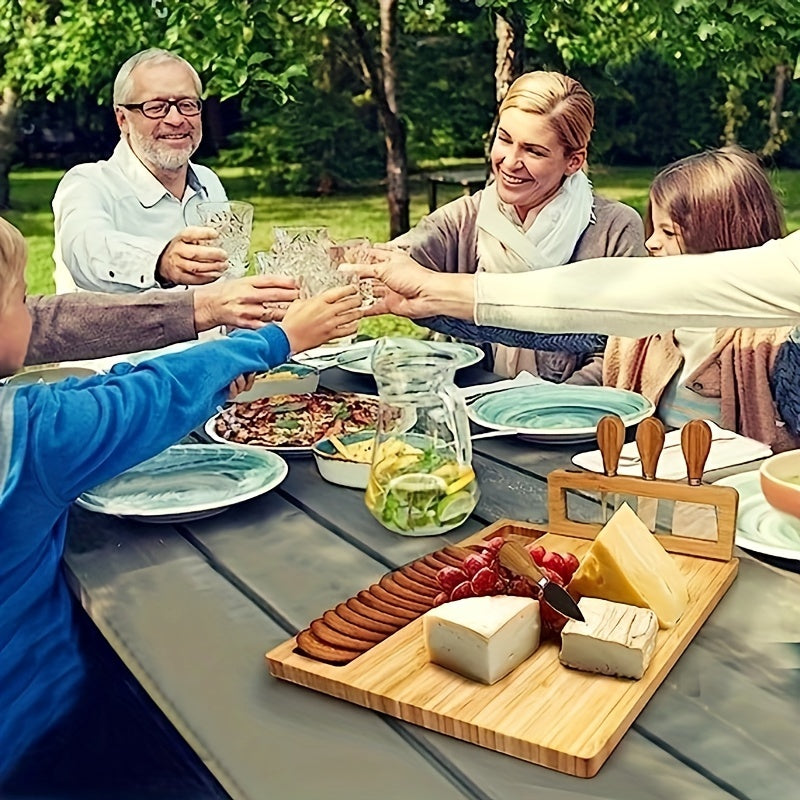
[[53, 48, 232, 293]]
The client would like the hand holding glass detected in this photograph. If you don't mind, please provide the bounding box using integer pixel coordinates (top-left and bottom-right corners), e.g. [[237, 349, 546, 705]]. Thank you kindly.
[[196, 201, 254, 279]]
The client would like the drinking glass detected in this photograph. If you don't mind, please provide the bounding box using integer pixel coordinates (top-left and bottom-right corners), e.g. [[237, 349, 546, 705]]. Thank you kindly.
[[197, 200, 254, 279]]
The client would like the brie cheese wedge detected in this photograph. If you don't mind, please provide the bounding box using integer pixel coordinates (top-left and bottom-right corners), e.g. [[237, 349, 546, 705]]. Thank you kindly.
[[423, 595, 540, 685], [559, 597, 658, 680]]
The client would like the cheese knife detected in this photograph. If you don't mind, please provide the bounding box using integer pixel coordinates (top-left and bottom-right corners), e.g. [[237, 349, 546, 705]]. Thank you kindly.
[[596, 415, 625, 522], [498, 541, 585, 622], [636, 416, 665, 530], [671, 419, 718, 539], [681, 418, 713, 485]]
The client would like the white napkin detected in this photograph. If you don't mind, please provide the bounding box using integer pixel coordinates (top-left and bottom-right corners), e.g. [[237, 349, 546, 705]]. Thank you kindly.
[[459, 370, 544, 400], [572, 420, 772, 480]]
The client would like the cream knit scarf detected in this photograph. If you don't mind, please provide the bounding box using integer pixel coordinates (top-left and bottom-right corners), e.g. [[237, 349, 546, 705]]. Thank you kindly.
[[476, 171, 594, 273]]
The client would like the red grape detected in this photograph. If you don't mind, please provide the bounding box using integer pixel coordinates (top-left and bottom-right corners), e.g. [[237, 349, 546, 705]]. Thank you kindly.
[[529, 545, 546, 566], [562, 552, 580, 577], [470, 566, 498, 596], [483, 536, 505, 553], [541, 551, 566, 578], [462, 552, 492, 578], [450, 581, 476, 601], [436, 566, 468, 592]]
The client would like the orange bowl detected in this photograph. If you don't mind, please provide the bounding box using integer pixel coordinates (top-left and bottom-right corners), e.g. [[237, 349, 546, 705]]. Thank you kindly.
[[759, 449, 800, 518]]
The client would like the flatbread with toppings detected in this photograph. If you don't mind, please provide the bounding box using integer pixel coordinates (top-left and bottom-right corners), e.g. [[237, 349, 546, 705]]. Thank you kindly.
[[212, 391, 378, 449]]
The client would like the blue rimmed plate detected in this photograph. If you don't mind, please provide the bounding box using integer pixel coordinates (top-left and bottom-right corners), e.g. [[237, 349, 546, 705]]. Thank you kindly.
[[338, 341, 484, 376], [467, 384, 654, 443], [713, 470, 800, 561], [76, 444, 288, 523]]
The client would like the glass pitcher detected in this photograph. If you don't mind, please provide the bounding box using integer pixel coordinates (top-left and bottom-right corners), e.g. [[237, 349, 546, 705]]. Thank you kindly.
[[365, 338, 479, 535]]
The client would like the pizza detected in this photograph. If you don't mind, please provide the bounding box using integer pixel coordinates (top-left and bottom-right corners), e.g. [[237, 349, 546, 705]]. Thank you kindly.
[[213, 391, 379, 448]]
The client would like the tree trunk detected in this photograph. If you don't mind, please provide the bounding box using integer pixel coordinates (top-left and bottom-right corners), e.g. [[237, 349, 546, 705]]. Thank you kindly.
[[0, 87, 19, 210], [486, 10, 526, 163], [344, 0, 409, 238], [379, 0, 408, 237], [721, 83, 748, 145], [761, 64, 791, 158]]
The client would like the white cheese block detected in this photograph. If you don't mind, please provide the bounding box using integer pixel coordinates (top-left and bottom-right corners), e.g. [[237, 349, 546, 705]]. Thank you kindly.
[[559, 597, 658, 680], [423, 595, 540, 685]]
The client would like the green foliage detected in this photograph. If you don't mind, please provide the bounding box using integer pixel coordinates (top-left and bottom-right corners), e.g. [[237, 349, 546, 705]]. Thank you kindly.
[[221, 81, 383, 194]]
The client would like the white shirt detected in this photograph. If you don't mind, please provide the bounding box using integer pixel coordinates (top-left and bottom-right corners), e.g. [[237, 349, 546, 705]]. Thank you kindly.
[[474, 232, 800, 336], [52, 138, 227, 294]]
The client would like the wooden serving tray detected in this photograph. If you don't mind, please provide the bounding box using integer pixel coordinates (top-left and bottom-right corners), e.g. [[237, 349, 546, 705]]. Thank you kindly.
[[267, 516, 738, 777]]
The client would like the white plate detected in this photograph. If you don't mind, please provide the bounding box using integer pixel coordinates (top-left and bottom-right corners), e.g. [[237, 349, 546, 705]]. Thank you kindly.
[[204, 391, 379, 454], [5, 364, 98, 386], [713, 471, 800, 561], [338, 341, 483, 376], [467, 384, 655, 444], [76, 444, 288, 523]]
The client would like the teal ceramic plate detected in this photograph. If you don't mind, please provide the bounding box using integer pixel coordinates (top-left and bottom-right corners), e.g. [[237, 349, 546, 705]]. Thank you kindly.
[[467, 384, 654, 443], [338, 341, 484, 376], [713, 471, 800, 561], [76, 444, 288, 523]]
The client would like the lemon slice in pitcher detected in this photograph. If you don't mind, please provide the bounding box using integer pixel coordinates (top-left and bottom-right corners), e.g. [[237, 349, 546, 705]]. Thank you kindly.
[[436, 490, 475, 522], [445, 467, 476, 496]]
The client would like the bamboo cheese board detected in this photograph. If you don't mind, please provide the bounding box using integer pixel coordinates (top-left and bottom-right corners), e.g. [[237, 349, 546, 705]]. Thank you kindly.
[[267, 419, 741, 777]]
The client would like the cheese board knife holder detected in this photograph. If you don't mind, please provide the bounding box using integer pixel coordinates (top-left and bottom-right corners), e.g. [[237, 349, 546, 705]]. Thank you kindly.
[[268, 501, 739, 777], [548, 415, 739, 562]]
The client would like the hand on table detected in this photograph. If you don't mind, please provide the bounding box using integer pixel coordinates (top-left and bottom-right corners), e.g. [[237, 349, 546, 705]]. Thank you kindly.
[[192, 275, 301, 332], [282, 286, 363, 354], [157, 226, 230, 286]]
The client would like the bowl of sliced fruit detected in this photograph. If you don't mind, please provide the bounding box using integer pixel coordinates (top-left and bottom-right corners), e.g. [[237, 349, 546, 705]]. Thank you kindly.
[[312, 430, 376, 489]]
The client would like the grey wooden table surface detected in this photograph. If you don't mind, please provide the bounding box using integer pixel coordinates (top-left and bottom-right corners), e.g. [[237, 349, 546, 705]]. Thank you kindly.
[[64, 365, 800, 800]]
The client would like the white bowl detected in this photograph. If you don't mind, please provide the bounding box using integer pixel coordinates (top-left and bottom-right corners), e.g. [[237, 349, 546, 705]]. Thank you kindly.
[[759, 449, 800, 519], [312, 430, 375, 489], [233, 363, 319, 403]]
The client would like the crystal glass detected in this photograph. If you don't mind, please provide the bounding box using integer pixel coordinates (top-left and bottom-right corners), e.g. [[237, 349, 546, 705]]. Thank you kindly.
[[197, 200, 254, 279], [365, 338, 479, 536], [259, 228, 373, 307]]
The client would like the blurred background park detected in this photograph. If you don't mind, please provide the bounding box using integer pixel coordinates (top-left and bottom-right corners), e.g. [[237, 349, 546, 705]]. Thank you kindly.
[[1, 0, 799, 297]]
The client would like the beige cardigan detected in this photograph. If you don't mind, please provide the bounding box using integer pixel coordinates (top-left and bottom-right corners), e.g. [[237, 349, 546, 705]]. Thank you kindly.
[[393, 191, 645, 382], [604, 327, 800, 451]]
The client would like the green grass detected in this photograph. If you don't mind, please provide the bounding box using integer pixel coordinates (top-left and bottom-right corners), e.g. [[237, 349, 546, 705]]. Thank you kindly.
[[7, 163, 800, 296]]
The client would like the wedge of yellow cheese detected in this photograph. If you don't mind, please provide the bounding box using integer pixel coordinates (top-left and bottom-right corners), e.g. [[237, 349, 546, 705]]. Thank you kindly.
[[569, 502, 689, 628]]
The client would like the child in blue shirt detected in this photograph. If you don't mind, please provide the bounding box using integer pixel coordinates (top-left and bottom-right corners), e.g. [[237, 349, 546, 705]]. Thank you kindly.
[[0, 216, 363, 782]]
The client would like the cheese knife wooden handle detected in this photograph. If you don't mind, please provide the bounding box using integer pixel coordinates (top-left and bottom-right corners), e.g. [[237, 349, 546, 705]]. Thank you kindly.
[[596, 415, 625, 477], [681, 419, 712, 486], [636, 417, 665, 480]]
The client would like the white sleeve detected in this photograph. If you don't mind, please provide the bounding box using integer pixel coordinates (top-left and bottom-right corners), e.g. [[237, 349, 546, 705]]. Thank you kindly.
[[474, 233, 800, 336], [53, 170, 166, 292]]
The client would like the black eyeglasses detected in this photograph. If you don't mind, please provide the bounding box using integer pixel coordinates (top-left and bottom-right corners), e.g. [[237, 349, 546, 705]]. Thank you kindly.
[[119, 98, 202, 119]]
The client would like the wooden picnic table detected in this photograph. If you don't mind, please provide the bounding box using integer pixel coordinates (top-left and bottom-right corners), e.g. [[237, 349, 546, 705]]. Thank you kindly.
[[426, 168, 487, 212], [63, 363, 800, 800]]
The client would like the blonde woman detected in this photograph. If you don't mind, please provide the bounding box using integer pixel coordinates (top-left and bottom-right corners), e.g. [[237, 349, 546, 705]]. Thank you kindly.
[[392, 70, 644, 380], [603, 146, 798, 450]]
